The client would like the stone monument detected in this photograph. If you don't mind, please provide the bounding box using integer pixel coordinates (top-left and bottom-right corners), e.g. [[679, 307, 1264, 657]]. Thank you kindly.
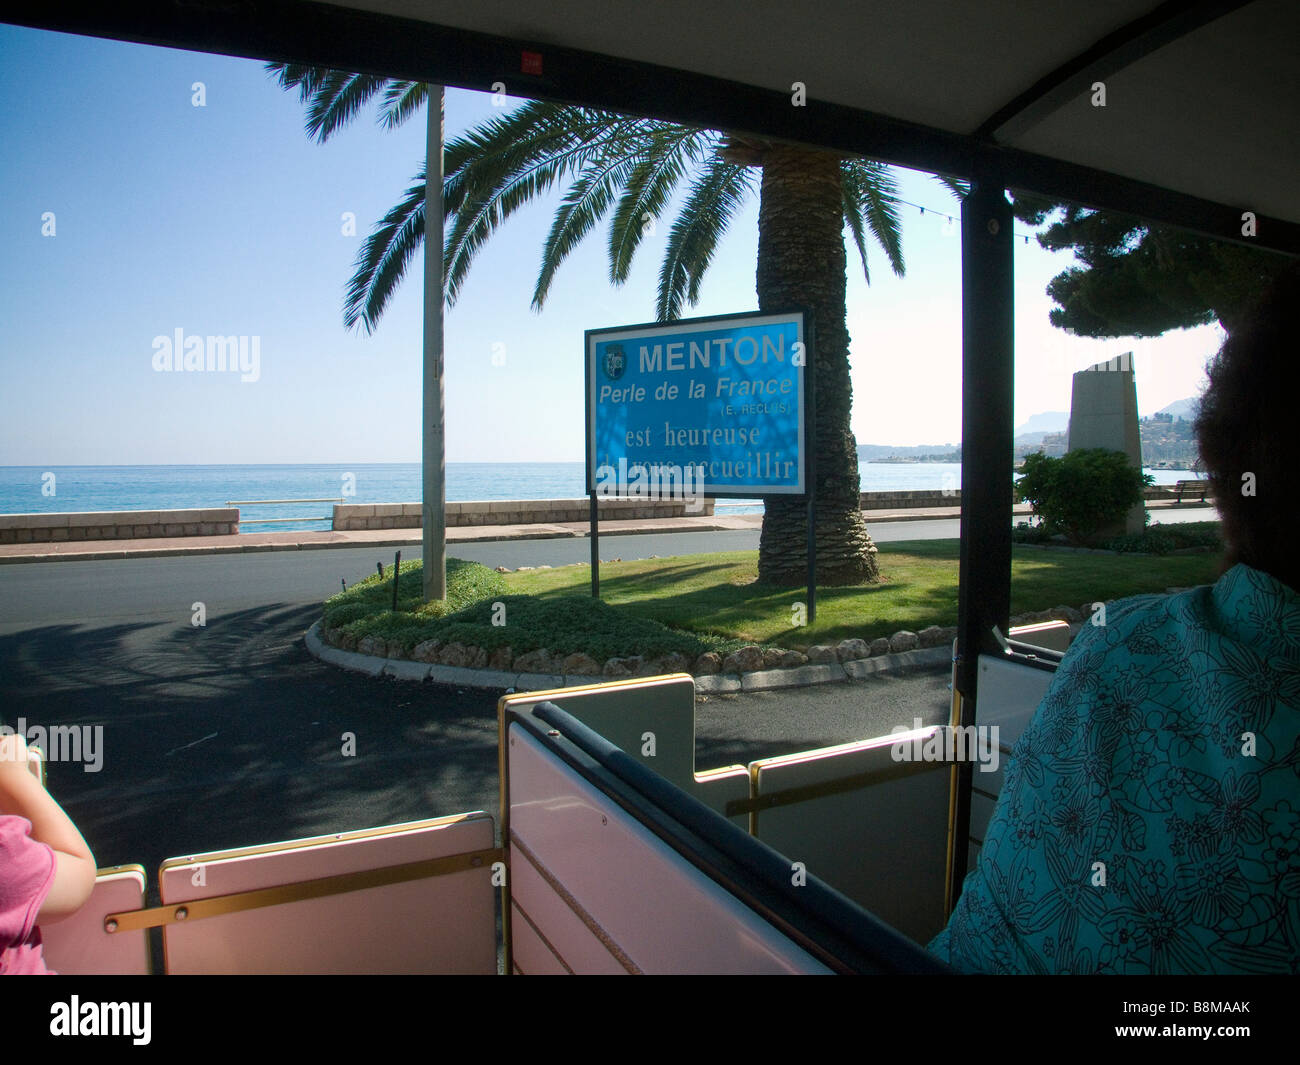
[[1066, 352, 1145, 535]]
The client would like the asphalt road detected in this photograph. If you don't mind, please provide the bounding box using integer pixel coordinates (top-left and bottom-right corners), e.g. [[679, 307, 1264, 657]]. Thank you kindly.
[[0, 505, 1218, 626], [0, 522, 936, 627], [0, 527, 957, 883]]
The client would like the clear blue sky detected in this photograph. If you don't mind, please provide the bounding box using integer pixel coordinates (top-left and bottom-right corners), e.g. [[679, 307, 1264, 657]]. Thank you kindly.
[[0, 24, 1222, 465]]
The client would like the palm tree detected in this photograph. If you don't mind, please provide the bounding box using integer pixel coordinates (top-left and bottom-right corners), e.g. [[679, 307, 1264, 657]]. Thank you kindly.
[[269, 67, 912, 585]]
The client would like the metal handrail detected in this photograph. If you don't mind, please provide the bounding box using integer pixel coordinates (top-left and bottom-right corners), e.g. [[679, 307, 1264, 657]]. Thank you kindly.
[[236, 516, 330, 524]]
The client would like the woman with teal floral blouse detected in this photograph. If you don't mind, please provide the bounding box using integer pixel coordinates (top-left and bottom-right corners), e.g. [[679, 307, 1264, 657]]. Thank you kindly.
[[931, 266, 1300, 974]]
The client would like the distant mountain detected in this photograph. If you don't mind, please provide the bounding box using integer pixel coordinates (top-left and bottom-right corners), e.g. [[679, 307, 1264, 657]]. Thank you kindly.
[[856, 443, 960, 461], [1016, 430, 1066, 459], [1155, 396, 1200, 421], [1014, 411, 1069, 437], [855, 398, 1199, 462]]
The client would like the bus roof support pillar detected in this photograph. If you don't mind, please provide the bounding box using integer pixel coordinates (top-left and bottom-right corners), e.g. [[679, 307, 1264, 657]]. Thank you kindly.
[[950, 176, 1014, 908]]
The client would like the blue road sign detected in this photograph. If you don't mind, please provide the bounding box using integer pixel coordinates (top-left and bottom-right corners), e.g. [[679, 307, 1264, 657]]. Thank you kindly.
[[586, 310, 808, 497]]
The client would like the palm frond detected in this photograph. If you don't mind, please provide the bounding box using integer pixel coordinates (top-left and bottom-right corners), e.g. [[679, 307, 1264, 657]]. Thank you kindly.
[[846, 159, 905, 278], [265, 62, 330, 102], [343, 164, 426, 333], [443, 105, 655, 306], [933, 173, 971, 200], [841, 166, 873, 285], [657, 159, 755, 321], [266, 63, 389, 144], [307, 71, 392, 143], [379, 81, 427, 130], [271, 70, 914, 337], [444, 101, 610, 212], [531, 154, 641, 310], [607, 127, 715, 285]]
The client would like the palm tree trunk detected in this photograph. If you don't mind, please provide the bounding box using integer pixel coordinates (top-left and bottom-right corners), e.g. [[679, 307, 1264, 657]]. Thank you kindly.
[[756, 144, 879, 585]]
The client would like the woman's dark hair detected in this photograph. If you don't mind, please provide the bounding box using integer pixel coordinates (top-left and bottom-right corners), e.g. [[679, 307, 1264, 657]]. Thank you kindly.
[[1195, 263, 1300, 592]]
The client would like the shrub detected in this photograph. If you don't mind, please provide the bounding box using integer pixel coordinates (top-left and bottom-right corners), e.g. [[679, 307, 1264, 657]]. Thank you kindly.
[[1011, 520, 1054, 545], [323, 557, 507, 631], [1101, 521, 1224, 555], [320, 558, 740, 661], [433, 594, 739, 661], [1014, 449, 1153, 546]]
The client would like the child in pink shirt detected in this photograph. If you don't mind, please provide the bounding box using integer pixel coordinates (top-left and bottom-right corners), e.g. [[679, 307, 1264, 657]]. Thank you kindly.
[[0, 734, 96, 975]]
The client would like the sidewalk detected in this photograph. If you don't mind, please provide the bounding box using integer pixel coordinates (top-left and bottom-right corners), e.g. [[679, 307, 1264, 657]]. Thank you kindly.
[[0, 499, 1209, 565]]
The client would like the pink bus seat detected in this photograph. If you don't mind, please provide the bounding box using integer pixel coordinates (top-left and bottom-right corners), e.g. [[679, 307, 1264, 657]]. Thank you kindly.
[[507, 720, 831, 974], [39, 865, 151, 975], [500, 676, 749, 824], [748, 730, 950, 944], [156, 813, 497, 974], [965, 653, 1055, 872]]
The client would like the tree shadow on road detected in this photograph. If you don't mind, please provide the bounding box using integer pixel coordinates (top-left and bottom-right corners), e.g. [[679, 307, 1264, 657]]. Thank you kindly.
[[0, 604, 503, 881]]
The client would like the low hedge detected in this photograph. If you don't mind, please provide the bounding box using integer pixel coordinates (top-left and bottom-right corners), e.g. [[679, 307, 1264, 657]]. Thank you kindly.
[[322, 557, 738, 659], [1013, 520, 1223, 555]]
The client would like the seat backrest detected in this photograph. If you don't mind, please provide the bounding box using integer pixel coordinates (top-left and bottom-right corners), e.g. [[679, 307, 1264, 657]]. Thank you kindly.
[[505, 704, 951, 974], [500, 675, 749, 824], [159, 813, 497, 974], [749, 729, 951, 944], [507, 716, 831, 973], [39, 866, 151, 975], [966, 653, 1056, 871]]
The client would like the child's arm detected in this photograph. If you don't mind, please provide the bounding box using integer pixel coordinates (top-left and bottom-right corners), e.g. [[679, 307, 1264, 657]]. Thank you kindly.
[[0, 734, 96, 923]]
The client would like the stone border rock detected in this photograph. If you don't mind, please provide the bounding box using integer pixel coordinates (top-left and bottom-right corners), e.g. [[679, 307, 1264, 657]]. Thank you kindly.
[[306, 597, 1121, 692], [305, 620, 970, 692]]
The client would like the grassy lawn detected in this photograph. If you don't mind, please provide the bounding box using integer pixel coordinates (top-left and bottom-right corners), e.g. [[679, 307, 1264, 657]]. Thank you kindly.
[[320, 538, 1224, 658], [503, 539, 1224, 648]]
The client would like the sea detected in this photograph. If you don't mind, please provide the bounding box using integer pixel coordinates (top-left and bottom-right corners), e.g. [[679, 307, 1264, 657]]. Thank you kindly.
[[0, 463, 1203, 534]]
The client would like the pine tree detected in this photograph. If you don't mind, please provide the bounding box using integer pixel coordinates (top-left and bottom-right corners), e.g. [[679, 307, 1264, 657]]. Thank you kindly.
[[1010, 194, 1290, 336]]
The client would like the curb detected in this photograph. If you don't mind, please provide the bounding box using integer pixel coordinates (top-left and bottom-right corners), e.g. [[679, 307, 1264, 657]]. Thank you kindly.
[[0, 501, 1218, 566], [303, 621, 953, 692], [0, 537, 427, 566]]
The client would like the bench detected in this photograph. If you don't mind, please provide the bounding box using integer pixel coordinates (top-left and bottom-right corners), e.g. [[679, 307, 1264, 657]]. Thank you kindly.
[[1172, 479, 1210, 503]]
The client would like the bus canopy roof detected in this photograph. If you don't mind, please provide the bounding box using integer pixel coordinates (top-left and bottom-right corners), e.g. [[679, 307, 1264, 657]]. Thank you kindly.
[[9, 0, 1298, 249]]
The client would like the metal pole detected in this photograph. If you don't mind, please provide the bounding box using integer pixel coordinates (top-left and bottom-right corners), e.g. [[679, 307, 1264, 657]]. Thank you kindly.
[[805, 328, 817, 623], [806, 495, 816, 623], [392, 550, 402, 611], [950, 175, 1014, 909], [422, 86, 447, 602], [590, 492, 600, 598]]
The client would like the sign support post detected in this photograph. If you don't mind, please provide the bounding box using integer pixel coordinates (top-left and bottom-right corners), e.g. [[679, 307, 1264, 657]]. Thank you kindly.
[[589, 492, 600, 597], [804, 333, 817, 623], [805, 495, 816, 623]]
